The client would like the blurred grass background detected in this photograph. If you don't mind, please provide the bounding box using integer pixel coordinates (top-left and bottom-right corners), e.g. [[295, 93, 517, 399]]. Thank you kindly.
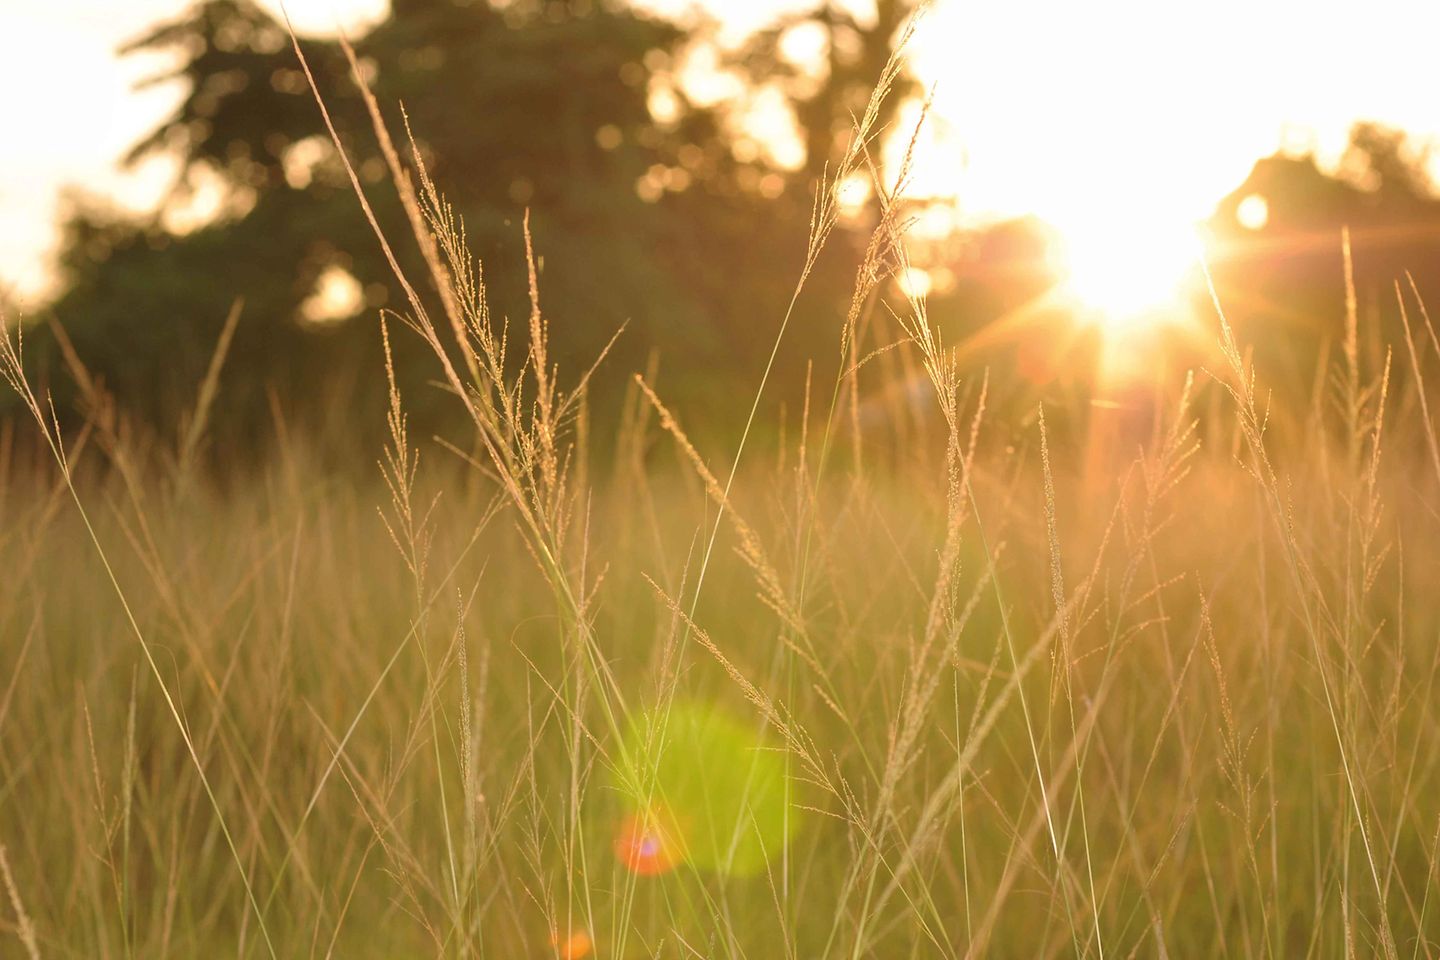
[[4, 1, 1440, 957]]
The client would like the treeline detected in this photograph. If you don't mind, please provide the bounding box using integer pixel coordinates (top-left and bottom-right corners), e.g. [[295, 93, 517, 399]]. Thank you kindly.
[[14, 0, 1440, 470]]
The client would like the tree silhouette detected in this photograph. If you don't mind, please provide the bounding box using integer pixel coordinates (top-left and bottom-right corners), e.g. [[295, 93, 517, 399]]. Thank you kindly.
[[35, 0, 860, 462], [1208, 121, 1440, 395], [733, 0, 919, 182]]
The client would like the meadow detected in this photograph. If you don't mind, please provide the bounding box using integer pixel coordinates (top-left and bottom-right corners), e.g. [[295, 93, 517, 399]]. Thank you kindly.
[[4, 42, 1440, 959]]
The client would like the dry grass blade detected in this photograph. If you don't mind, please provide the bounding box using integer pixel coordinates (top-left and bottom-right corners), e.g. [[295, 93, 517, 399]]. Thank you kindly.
[[0, 321, 279, 958], [178, 298, 243, 478], [1399, 277, 1440, 489], [0, 844, 40, 960]]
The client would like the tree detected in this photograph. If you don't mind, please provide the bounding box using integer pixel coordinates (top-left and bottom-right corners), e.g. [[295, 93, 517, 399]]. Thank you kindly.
[[1207, 122, 1440, 396], [35, 0, 857, 463], [733, 0, 919, 183]]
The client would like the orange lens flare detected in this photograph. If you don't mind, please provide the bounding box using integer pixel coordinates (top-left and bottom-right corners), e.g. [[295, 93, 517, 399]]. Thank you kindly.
[[613, 812, 681, 876], [550, 929, 593, 960]]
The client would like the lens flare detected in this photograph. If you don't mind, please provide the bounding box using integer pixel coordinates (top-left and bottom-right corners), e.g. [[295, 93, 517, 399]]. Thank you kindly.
[[613, 811, 682, 876], [613, 701, 798, 878], [550, 929, 593, 960]]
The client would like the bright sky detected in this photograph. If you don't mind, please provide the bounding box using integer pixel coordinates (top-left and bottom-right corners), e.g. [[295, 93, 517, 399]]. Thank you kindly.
[[3, 0, 1439, 305]]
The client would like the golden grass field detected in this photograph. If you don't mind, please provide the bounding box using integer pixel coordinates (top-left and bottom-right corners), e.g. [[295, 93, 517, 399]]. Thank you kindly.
[[4, 36, 1440, 959]]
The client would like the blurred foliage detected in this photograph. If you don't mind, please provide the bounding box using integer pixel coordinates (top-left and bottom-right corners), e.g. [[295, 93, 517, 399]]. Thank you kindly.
[[31, 0, 887, 465], [1206, 121, 1440, 398], [732, 0, 918, 181], [19, 0, 1440, 470]]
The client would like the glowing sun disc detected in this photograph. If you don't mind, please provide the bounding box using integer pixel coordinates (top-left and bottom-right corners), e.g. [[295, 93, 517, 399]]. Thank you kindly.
[[1056, 216, 1203, 332]]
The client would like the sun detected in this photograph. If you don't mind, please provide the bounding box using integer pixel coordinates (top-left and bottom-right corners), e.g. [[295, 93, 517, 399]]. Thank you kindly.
[[1054, 213, 1205, 334]]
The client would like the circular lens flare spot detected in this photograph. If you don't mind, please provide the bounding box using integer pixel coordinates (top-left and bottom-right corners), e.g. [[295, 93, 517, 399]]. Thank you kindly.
[[613, 812, 681, 876], [1236, 193, 1269, 231], [550, 929, 593, 960]]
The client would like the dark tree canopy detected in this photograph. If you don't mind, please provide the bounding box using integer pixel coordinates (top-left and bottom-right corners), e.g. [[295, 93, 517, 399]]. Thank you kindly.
[[36, 0, 868, 464], [1207, 122, 1440, 394], [733, 0, 920, 181]]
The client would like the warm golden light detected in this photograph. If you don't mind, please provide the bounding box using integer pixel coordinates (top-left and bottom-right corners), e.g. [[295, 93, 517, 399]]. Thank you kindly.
[[1236, 193, 1270, 230], [1054, 214, 1203, 334], [299, 265, 364, 326]]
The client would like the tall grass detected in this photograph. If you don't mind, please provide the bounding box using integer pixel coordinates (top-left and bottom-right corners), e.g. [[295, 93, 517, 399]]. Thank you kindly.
[[4, 22, 1440, 959]]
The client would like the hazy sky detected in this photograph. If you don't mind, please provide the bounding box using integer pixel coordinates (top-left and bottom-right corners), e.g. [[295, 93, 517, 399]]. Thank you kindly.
[[3, 0, 1439, 303]]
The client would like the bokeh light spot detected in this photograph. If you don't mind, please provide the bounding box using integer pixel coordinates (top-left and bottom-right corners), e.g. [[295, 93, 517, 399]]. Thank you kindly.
[[1237, 193, 1269, 230], [550, 929, 593, 960], [299, 265, 364, 326], [613, 811, 682, 876]]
